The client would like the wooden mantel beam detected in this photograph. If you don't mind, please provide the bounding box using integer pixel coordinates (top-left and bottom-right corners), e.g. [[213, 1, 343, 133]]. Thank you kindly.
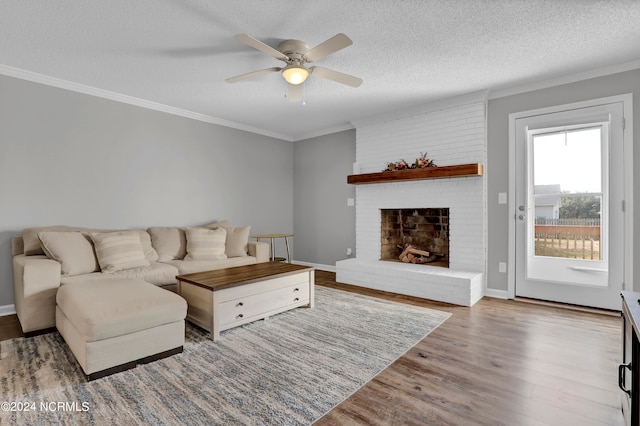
[[347, 163, 483, 185]]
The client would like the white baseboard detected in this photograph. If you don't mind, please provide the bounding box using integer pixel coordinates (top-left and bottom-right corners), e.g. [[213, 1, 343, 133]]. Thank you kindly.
[[291, 260, 336, 273], [484, 288, 509, 299], [0, 304, 16, 316]]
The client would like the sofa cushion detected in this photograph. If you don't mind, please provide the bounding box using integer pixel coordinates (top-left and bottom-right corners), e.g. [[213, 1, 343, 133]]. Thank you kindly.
[[205, 221, 250, 257], [37, 231, 99, 276], [23, 225, 86, 256], [90, 231, 150, 272], [184, 227, 227, 261], [148, 227, 187, 262], [135, 230, 159, 262], [23, 226, 158, 261], [56, 278, 187, 342], [61, 262, 179, 286], [223, 226, 251, 257], [11, 235, 24, 257], [165, 256, 257, 275]]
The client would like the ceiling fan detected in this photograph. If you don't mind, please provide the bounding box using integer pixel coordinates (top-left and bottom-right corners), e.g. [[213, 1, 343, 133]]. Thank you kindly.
[[225, 33, 363, 102]]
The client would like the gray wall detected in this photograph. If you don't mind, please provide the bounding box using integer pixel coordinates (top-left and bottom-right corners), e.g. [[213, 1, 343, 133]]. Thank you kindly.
[[0, 74, 293, 307], [3, 67, 637, 307], [293, 130, 356, 267], [487, 68, 640, 292]]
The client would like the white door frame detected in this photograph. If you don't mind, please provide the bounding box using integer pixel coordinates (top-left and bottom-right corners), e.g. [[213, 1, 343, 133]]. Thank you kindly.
[[507, 94, 634, 300]]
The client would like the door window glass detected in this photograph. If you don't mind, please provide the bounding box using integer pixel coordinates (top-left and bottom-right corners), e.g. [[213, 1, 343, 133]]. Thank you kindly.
[[531, 127, 603, 260]]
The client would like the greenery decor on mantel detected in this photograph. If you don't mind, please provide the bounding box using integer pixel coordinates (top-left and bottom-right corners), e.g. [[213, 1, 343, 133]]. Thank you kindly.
[[383, 152, 437, 171], [347, 163, 483, 185]]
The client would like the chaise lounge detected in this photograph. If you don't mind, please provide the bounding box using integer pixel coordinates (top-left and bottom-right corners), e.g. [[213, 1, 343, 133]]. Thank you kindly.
[[56, 278, 187, 380]]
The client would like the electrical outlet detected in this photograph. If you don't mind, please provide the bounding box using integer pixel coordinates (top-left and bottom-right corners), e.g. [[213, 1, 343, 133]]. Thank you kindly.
[[346, 248, 353, 256], [498, 262, 507, 273], [347, 198, 355, 207], [498, 192, 507, 204]]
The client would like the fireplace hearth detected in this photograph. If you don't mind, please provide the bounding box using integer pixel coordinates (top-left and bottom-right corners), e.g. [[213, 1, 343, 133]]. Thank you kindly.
[[380, 208, 449, 268]]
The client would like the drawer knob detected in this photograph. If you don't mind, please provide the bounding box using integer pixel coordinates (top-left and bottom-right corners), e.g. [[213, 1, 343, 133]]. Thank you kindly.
[[238, 314, 244, 319], [294, 288, 299, 292], [237, 302, 244, 307], [294, 298, 299, 302]]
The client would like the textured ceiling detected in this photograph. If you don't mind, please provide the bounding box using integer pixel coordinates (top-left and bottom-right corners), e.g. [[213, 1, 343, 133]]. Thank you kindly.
[[1, 1, 640, 141]]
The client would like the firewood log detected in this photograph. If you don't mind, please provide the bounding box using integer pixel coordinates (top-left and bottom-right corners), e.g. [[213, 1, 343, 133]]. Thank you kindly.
[[398, 245, 413, 260], [406, 247, 430, 257]]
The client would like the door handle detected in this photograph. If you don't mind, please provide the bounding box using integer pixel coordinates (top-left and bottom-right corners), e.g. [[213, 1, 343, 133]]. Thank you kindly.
[[568, 266, 608, 273], [619, 362, 632, 396], [518, 214, 526, 221]]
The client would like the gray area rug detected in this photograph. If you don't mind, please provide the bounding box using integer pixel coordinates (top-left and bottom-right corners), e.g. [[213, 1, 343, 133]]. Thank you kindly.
[[1, 286, 450, 425]]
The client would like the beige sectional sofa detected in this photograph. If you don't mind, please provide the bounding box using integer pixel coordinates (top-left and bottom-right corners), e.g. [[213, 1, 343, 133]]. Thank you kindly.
[[12, 221, 270, 334]]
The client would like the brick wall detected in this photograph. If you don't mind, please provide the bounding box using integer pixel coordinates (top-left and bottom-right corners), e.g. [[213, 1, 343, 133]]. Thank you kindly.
[[337, 101, 487, 306], [380, 208, 449, 266], [356, 103, 486, 173], [355, 102, 486, 273]]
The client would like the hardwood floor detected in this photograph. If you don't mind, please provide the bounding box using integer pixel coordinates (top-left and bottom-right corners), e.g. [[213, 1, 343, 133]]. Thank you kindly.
[[0, 312, 23, 340], [314, 272, 623, 426], [0, 271, 623, 425]]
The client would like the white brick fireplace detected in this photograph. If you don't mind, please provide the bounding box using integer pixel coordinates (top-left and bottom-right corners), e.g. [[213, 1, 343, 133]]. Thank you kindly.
[[336, 100, 487, 306]]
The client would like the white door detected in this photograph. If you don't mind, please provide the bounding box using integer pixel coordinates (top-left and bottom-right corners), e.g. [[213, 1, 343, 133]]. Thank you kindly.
[[513, 101, 626, 310]]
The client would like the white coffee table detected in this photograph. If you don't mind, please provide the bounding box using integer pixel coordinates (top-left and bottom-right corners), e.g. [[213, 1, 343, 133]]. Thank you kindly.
[[176, 262, 314, 341]]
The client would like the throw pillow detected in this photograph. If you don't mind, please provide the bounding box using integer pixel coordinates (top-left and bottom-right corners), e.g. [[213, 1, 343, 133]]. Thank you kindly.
[[90, 231, 150, 272], [147, 227, 187, 261], [23, 225, 84, 256], [37, 231, 99, 276], [135, 230, 159, 262], [224, 226, 251, 257], [184, 227, 227, 261]]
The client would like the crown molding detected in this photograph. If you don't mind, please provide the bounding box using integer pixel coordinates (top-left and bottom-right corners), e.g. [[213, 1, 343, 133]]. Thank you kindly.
[[350, 60, 640, 130], [488, 59, 640, 100], [0, 64, 294, 142], [351, 90, 489, 129], [292, 123, 355, 142], [3, 59, 639, 143]]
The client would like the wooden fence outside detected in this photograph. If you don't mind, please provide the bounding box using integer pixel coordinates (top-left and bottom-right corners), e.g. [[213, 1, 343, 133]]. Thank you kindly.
[[534, 219, 600, 260], [534, 218, 601, 227]]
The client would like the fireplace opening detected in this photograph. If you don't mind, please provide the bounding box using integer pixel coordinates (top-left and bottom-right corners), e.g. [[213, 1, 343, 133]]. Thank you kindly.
[[380, 208, 449, 268]]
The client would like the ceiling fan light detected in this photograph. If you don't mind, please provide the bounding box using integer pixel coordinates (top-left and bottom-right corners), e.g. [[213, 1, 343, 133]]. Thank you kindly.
[[282, 65, 309, 85]]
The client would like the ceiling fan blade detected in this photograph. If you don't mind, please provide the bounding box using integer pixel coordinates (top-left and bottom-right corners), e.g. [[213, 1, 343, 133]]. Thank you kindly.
[[234, 34, 289, 61], [288, 83, 303, 102], [225, 67, 282, 83], [304, 33, 353, 62], [309, 66, 363, 88]]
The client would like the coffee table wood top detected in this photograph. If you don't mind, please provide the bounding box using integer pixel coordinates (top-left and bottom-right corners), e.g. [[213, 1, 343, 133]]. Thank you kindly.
[[175, 262, 314, 291]]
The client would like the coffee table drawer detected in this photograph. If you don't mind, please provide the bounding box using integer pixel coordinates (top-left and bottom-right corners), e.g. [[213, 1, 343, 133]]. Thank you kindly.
[[217, 273, 309, 302], [219, 283, 310, 326]]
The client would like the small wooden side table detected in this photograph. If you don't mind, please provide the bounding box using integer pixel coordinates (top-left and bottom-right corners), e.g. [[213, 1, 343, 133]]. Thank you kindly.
[[251, 233, 293, 263]]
